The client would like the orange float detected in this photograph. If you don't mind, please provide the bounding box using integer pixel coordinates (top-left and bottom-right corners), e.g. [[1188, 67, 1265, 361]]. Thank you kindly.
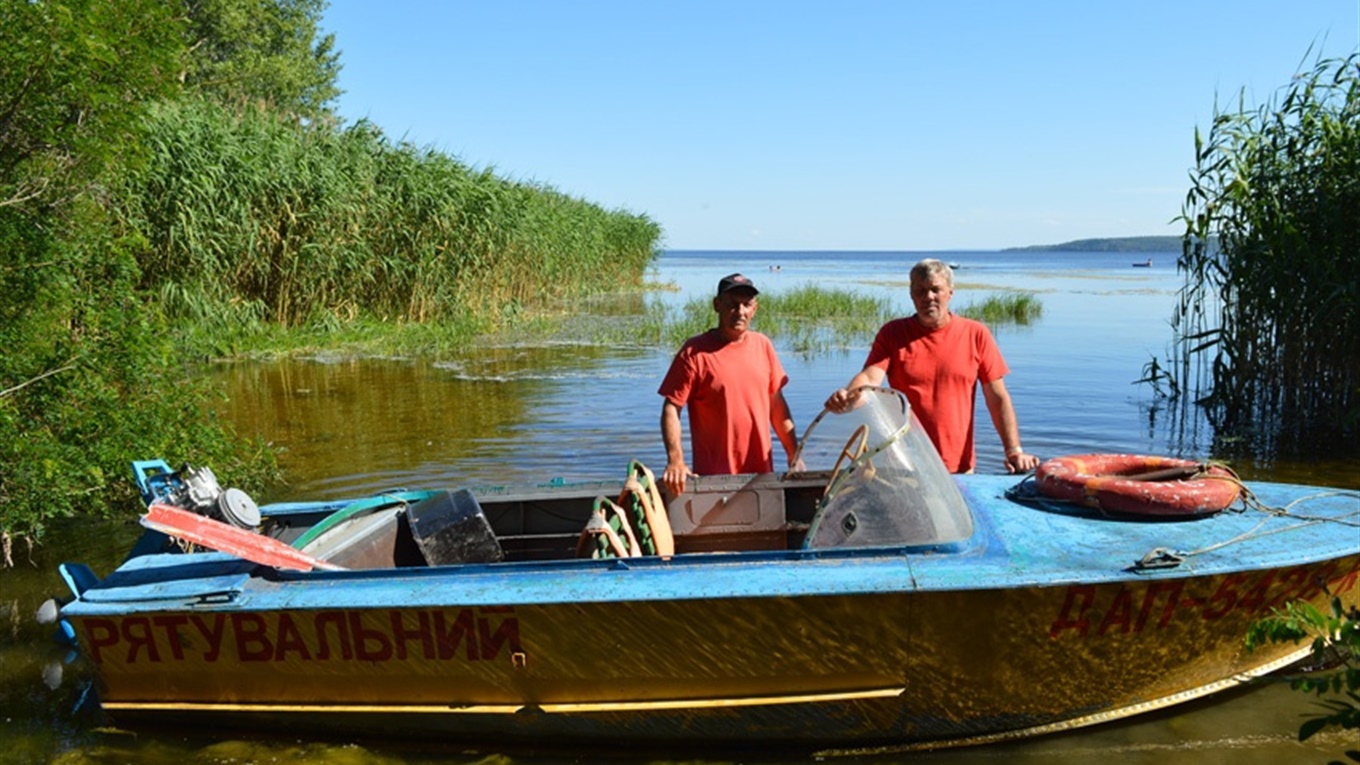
[[1034, 454, 1241, 518]]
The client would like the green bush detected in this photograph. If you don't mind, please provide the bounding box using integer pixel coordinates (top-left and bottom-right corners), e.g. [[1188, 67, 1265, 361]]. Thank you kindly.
[[0, 0, 281, 548], [0, 0, 661, 549], [1247, 590, 1360, 744]]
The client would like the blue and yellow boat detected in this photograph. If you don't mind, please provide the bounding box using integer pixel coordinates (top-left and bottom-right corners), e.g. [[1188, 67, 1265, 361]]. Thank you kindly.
[[47, 389, 1360, 752]]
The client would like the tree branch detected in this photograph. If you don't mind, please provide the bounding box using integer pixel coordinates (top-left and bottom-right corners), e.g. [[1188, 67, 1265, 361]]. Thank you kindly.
[[0, 361, 79, 399]]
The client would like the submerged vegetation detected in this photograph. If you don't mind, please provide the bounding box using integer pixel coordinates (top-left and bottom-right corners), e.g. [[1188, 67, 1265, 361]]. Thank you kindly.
[[0, 0, 660, 547], [1167, 51, 1360, 458]]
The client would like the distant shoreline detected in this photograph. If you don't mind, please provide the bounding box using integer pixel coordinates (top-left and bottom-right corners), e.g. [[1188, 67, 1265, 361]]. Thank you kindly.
[[1002, 236, 1183, 253], [668, 236, 1187, 255]]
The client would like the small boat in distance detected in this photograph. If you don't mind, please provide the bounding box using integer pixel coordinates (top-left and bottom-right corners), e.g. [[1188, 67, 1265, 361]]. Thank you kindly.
[[1132, 258, 1153, 267], [43, 389, 1360, 754]]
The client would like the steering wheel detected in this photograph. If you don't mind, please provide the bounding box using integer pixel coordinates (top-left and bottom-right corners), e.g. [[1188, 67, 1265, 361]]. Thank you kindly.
[[827, 424, 871, 490]]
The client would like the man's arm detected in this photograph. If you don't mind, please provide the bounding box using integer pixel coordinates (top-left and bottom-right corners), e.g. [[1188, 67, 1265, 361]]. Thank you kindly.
[[770, 390, 798, 467], [981, 378, 1039, 474], [660, 400, 692, 495], [824, 365, 886, 412]]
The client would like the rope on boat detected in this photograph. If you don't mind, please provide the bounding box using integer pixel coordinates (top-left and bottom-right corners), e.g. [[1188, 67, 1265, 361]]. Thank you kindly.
[[1006, 475, 1360, 571], [1130, 487, 1360, 571]]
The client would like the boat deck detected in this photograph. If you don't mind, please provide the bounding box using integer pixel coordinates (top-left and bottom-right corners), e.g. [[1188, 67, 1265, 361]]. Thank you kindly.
[[66, 473, 1360, 614]]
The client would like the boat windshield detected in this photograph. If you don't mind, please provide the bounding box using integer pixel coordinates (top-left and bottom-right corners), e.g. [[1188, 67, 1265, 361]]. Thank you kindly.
[[793, 387, 974, 549]]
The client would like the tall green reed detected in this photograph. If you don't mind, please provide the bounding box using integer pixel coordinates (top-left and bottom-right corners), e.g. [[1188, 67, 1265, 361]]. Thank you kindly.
[[117, 100, 661, 355], [1172, 52, 1360, 456]]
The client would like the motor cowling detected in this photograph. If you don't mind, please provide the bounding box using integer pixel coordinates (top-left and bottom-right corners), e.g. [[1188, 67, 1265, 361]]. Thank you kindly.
[[166, 464, 261, 529]]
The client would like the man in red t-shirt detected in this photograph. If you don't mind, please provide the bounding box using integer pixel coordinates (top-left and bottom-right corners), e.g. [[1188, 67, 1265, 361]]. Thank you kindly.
[[824, 259, 1040, 474], [658, 273, 798, 495]]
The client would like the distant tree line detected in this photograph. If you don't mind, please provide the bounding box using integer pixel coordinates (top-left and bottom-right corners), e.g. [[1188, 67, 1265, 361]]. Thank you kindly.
[[1005, 236, 1191, 253], [0, 0, 660, 551]]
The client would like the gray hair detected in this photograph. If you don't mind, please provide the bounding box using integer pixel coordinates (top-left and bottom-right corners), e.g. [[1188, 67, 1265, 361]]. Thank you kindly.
[[910, 258, 954, 288]]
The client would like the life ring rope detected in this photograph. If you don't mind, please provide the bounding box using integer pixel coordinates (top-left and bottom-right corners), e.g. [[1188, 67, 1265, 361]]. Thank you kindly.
[[1130, 487, 1360, 570]]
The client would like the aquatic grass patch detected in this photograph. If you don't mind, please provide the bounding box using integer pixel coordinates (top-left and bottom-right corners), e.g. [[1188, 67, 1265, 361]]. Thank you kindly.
[[757, 286, 895, 353], [642, 299, 715, 349], [953, 280, 1030, 292], [957, 293, 1043, 326], [220, 314, 491, 361], [652, 286, 893, 353], [475, 285, 895, 355], [265, 284, 676, 358], [759, 285, 891, 326], [467, 288, 671, 350], [183, 279, 1040, 360], [493, 303, 671, 350]]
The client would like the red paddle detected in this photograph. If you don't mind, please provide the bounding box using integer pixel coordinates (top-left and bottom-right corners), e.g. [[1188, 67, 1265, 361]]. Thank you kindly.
[[142, 503, 345, 572]]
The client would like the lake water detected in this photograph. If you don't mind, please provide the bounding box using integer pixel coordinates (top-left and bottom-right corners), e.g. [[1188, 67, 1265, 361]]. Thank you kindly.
[[4, 249, 1357, 764], [213, 248, 1360, 498]]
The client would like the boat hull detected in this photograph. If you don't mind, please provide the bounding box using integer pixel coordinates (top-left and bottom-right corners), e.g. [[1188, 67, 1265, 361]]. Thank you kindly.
[[57, 435, 1360, 752], [66, 548, 1360, 749]]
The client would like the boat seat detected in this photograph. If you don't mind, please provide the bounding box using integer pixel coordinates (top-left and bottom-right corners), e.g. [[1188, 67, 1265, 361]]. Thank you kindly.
[[575, 461, 675, 559], [576, 496, 641, 558], [405, 489, 504, 566], [618, 460, 674, 556]]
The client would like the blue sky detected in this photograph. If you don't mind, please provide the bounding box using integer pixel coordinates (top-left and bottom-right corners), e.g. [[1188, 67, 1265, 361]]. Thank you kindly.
[[321, 1, 1360, 251]]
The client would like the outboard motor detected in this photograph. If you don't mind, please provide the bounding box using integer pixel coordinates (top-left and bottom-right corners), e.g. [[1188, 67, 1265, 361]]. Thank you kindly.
[[162, 463, 261, 530]]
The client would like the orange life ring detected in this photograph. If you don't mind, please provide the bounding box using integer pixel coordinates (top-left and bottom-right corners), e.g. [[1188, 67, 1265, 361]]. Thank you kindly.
[[1034, 454, 1240, 518]]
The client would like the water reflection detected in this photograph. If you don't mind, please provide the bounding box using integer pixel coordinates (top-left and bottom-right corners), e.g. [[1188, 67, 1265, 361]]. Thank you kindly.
[[212, 345, 669, 501]]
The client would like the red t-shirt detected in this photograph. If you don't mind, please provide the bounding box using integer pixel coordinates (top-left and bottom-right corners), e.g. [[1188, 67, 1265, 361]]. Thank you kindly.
[[863, 315, 1008, 472], [658, 330, 788, 475]]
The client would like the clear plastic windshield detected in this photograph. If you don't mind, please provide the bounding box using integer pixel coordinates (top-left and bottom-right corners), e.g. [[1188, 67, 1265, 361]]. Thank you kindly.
[[793, 387, 974, 549]]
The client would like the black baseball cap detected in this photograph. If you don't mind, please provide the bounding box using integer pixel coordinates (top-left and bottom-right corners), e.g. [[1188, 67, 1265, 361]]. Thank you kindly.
[[716, 273, 759, 296]]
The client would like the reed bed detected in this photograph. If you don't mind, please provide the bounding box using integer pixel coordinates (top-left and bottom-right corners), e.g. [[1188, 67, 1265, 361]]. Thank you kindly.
[[117, 99, 661, 355], [1172, 52, 1360, 455]]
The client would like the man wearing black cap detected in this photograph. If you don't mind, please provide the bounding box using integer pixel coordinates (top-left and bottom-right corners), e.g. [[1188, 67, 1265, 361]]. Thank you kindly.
[[658, 273, 798, 495]]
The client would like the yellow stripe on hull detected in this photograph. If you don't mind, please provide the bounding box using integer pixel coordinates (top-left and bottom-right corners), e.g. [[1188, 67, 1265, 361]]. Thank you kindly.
[[105, 684, 906, 715]]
